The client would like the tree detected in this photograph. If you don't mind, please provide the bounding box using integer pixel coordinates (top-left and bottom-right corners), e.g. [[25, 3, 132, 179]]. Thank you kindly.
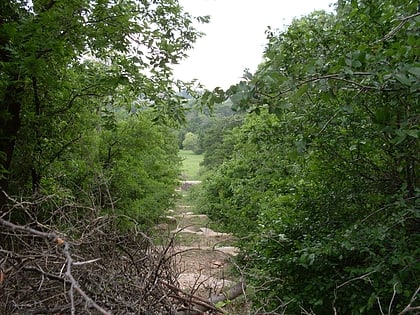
[[182, 131, 200, 151], [0, 0, 206, 207], [0, 2, 208, 312], [100, 114, 181, 227], [198, 0, 419, 313]]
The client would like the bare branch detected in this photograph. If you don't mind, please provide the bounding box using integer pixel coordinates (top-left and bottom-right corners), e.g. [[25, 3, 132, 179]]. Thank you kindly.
[[398, 285, 420, 315], [376, 12, 420, 43]]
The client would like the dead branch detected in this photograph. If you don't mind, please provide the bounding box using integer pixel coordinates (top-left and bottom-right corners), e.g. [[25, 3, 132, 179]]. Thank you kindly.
[[161, 279, 246, 315], [0, 195, 184, 314], [398, 285, 420, 315], [209, 280, 246, 304], [0, 191, 249, 314], [0, 216, 111, 315]]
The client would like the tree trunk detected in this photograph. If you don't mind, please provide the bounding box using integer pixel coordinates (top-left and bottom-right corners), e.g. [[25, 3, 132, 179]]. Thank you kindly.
[[0, 79, 23, 208], [0, 3, 23, 208]]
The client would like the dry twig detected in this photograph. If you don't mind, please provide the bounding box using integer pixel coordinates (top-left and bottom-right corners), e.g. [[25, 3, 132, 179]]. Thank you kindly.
[[0, 195, 184, 314]]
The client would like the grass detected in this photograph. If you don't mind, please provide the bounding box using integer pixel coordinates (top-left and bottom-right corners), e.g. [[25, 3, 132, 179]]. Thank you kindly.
[[179, 150, 204, 181]]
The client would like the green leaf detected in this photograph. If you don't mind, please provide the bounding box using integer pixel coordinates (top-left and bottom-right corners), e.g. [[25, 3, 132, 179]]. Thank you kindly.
[[280, 103, 293, 110], [230, 92, 244, 104], [295, 140, 307, 154], [295, 85, 309, 99], [395, 73, 412, 86], [408, 67, 420, 77], [342, 104, 354, 114], [403, 129, 419, 138], [352, 60, 362, 68], [394, 129, 408, 144]]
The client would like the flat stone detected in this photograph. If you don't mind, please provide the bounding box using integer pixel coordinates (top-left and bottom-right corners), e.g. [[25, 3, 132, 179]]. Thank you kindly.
[[161, 215, 177, 223], [174, 211, 194, 217], [199, 227, 230, 237], [177, 272, 233, 290], [171, 228, 202, 234], [175, 245, 212, 251], [182, 214, 208, 219], [181, 181, 202, 185], [215, 246, 239, 256]]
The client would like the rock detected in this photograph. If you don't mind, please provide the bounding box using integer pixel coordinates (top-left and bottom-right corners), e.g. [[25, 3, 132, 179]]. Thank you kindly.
[[215, 246, 239, 256], [160, 215, 177, 224], [212, 260, 224, 268], [177, 272, 233, 290], [171, 227, 200, 234], [174, 211, 194, 217], [180, 181, 202, 191], [199, 227, 230, 237], [182, 214, 208, 219]]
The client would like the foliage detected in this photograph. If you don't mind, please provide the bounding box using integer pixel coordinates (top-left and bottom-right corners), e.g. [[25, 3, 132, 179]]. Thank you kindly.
[[177, 98, 241, 151], [0, 0, 206, 208], [182, 131, 200, 152], [100, 114, 181, 227], [199, 114, 244, 170], [0, 1, 210, 311], [199, 113, 299, 235], [198, 0, 419, 313], [0, 0, 207, 228]]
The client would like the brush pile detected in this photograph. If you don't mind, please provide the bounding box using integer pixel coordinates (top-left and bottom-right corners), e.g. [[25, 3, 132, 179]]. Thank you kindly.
[[0, 194, 245, 314]]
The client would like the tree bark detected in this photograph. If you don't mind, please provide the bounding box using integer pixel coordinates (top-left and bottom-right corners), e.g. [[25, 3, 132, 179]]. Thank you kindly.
[[0, 77, 23, 208], [0, 2, 24, 208]]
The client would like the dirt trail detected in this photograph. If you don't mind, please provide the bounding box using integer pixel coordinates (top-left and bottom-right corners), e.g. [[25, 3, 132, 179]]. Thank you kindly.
[[169, 184, 240, 298]]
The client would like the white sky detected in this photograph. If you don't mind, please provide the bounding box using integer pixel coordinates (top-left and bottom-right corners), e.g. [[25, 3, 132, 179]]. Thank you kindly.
[[173, 0, 334, 90]]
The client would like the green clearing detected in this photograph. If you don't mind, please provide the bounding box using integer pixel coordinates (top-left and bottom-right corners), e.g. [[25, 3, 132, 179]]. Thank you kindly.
[[179, 150, 204, 180]]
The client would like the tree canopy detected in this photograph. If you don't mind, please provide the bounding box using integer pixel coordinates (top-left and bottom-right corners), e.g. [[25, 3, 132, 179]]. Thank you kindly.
[[0, 0, 207, 205], [0, 2, 208, 312], [1, 0, 419, 313], [197, 0, 419, 313]]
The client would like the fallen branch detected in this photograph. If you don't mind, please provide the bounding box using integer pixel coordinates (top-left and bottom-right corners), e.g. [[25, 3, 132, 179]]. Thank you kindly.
[[0, 200, 183, 314], [209, 280, 246, 305], [161, 279, 246, 315], [0, 217, 111, 315]]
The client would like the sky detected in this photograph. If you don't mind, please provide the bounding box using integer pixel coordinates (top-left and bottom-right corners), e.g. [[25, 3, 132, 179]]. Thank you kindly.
[[173, 0, 335, 90]]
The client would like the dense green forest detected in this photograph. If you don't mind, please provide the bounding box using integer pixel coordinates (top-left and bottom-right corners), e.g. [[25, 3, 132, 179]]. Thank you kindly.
[[0, 0, 208, 313], [0, 0, 419, 314], [0, 0, 206, 224], [195, 0, 419, 314]]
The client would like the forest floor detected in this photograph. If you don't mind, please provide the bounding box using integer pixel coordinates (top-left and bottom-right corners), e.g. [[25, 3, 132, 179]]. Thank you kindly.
[[156, 182, 249, 314]]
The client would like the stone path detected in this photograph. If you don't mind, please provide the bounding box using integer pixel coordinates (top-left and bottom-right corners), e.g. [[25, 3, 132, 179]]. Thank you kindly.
[[167, 192, 240, 298]]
